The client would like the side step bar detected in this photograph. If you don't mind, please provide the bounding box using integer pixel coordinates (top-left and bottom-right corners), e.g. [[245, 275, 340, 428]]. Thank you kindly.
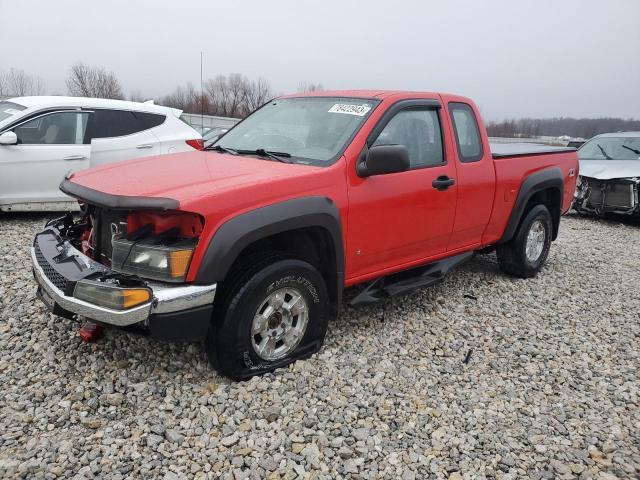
[[350, 251, 473, 306]]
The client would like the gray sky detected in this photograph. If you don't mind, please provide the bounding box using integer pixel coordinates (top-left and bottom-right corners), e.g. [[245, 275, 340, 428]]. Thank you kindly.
[[2, 0, 639, 120]]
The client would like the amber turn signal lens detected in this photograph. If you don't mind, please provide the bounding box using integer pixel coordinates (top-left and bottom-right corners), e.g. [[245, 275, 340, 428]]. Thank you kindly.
[[121, 288, 152, 309], [168, 249, 194, 279], [74, 281, 152, 310]]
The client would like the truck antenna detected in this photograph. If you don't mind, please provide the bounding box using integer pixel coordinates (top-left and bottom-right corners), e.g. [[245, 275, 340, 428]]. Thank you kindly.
[[200, 51, 204, 134]]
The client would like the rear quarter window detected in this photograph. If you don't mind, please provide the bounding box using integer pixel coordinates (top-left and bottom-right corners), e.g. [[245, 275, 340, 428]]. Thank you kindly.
[[137, 112, 166, 129], [449, 102, 483, 163], [84, 109, 165, 141]]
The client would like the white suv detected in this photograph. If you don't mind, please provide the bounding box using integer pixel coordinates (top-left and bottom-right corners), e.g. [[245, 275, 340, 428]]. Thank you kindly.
[[0, 96, 203, 212]]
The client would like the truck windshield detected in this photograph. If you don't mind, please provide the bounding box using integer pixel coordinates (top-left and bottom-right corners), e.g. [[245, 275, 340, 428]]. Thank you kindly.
[[579, 137, 640, 160], [0, 101, 27, 123], [213, 97, 378, 164]]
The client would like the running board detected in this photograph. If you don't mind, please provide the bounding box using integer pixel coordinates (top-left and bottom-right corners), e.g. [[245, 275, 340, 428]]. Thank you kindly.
[[350, 251, 473, 306]]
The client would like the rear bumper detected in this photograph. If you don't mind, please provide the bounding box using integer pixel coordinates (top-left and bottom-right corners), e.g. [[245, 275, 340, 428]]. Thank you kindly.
[[30, 228, 216, 339]]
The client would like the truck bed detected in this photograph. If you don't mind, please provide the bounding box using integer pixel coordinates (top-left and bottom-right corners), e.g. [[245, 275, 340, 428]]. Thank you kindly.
[[490, 142, 576, 159]]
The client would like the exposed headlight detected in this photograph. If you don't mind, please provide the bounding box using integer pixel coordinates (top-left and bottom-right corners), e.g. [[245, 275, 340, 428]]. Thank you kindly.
[[111, 237, 196, 282], [74, 280, 152, 310]]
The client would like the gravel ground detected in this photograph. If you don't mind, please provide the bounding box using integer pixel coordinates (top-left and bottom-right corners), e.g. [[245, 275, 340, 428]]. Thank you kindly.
[[0, 213, 639, 480]]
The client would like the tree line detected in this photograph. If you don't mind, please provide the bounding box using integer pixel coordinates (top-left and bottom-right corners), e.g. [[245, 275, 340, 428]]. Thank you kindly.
[[3, 64, 638, 134], [160, 74, 274, 118], [1, 63, 324, 119], [0, 69, 45, 97], [160, 78, 323, 118], [486, 117, 640, 139]]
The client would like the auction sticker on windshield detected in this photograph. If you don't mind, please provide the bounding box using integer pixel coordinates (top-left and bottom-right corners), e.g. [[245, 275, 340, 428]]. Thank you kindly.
[[328, 104, 372, 116]]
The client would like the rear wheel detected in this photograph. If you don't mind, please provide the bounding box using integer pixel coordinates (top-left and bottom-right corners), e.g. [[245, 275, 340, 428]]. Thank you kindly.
[[497, 204, 552, 278], [206, 256, 329, 380]]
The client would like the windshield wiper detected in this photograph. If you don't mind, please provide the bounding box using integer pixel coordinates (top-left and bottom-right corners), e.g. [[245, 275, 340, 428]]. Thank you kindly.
[[205, 144, 237, 154], [236, 148, 292, 163], [597, 144, 612, 160], [622, 144, 640, 155]]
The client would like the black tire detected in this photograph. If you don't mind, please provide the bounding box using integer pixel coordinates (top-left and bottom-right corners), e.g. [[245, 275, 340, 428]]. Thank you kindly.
[[206, 256, 329, 380], [497, 204, 552, 278]]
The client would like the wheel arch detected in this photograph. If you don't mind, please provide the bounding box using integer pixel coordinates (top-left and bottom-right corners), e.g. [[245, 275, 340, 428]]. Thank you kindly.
[[499, 167, 564, 244], [194, 196, 344, 315]]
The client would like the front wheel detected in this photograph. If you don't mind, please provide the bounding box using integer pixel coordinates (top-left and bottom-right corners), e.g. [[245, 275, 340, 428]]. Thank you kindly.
[[497, 204, 553, 278], [206, 257, 329, 380]]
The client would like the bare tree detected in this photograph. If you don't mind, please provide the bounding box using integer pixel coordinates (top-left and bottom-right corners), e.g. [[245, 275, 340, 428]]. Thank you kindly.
[[161, 83, 198, 111], [208, 75, 231, 115], [244, 78, 274, 113], [204, 78, 221, 113], [297, 81, 324, 93], [162, 74, 273, 118], [227, 73, 250, 117], [203, 74, 249, 117], [0, 68, 45, 96], [66, 62, 124, 99]]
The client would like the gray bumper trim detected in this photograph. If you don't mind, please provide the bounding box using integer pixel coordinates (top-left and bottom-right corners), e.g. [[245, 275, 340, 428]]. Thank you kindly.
[[31, 247, 216, 327]]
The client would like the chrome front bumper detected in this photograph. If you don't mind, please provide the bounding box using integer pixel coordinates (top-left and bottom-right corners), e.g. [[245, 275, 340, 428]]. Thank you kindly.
[[31, 246, 216, 327]]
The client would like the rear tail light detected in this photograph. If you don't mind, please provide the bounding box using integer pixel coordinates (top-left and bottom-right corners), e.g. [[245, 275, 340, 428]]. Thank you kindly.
[[186, 139, 204, 150]]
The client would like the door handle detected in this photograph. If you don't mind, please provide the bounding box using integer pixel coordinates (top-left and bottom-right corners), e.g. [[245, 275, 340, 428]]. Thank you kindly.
[[432, 176, 455, 191], [63, 155, 86, 161], [136, 144, 153, 149]]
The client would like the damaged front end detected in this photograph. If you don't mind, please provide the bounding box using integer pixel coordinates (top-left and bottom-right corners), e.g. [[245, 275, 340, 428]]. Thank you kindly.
[[31, 208, 217, 340], [573, 176, 640, 216]]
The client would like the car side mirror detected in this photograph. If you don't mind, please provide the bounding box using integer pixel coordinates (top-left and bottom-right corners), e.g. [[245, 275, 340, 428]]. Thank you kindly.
[[0, 131, 17, 146], [357, 144, 410, 177]]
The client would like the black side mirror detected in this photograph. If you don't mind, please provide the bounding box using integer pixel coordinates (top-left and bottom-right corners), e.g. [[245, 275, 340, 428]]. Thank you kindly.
[[357, 144, 410, 177]]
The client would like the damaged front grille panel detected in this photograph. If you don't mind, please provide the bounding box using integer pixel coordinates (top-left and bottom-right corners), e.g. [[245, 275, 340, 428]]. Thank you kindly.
[[34, 242, 70, 292], [33, 227, 110, 296], [574, 176, 639, 215]]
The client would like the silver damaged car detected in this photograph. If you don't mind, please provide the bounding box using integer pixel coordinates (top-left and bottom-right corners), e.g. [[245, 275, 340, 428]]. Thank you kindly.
[[574, 132, 640, 216]]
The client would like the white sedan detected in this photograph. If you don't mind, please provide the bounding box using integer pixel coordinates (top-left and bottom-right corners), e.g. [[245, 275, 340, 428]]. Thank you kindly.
[[0, 96, 203, 212]]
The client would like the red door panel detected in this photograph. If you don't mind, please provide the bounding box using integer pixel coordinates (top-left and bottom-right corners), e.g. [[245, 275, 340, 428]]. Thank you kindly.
[[346, 163, 457, 280]]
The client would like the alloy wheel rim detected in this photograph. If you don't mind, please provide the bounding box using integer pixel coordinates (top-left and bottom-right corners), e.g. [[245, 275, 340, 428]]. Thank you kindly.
[[251, 287, 309, 361], [525, 219, 546, 262]]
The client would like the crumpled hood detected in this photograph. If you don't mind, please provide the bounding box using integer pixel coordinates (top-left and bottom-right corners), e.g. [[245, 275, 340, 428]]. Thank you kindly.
[[66, 151, 321, 208], [579, 160, 640, 180]]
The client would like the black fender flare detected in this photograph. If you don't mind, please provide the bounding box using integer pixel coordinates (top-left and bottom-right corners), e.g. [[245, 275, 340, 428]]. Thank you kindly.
[[194, 196, 344, 305], [499, 167, 564, 244]]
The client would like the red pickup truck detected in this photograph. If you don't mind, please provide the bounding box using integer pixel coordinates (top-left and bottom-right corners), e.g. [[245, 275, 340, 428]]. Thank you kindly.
[[31, 90, 578, 379]]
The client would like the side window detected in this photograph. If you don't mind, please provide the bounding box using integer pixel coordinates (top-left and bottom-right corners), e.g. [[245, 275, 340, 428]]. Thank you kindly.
[[137, 112, 166, 129], [13, 112, 89, 145], [372, 109, 444, 168], [449, 102, 483, 162], [84, 110, 163, 141]]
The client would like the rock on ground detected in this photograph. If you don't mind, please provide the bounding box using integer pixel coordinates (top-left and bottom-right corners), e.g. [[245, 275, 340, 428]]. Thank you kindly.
[[0, 212, 638, 479]]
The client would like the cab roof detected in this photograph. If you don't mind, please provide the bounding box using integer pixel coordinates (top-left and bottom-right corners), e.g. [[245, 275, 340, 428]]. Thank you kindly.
[[281, 89, 441, 100]]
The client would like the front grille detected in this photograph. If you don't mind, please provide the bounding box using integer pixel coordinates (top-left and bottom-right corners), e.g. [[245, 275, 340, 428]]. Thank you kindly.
[[34, 243, 69, 292]]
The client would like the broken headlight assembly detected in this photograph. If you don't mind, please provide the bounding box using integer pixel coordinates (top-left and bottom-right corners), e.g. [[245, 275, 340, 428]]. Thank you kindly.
[[74, 280, 152, 310], [111, 227, 197, 283]]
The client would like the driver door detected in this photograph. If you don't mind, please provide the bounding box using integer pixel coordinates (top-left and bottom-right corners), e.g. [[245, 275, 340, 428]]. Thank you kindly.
[[346, 104, 458, 280], [0, 110, 90, 206]]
